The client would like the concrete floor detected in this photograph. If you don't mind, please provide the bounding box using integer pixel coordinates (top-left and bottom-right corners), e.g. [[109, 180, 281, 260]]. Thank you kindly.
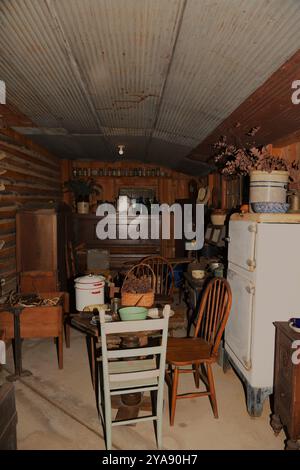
[[1, 330, 285, 450]]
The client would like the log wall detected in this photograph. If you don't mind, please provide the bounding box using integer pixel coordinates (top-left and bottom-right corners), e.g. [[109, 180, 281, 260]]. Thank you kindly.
[[0, 130, 61, 297]]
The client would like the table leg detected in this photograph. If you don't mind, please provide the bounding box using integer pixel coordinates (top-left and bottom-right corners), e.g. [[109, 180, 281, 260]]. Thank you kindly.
[[7, 308, 32, 382], [86, 335, 96, 390]]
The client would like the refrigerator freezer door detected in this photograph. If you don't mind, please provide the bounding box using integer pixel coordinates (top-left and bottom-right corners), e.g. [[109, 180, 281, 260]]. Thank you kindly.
[[228, 220, 257, 271], [226, 266, 255, 370]]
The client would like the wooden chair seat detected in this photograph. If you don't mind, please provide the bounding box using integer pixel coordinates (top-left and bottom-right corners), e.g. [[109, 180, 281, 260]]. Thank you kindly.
[[166, 337, 212, 365]]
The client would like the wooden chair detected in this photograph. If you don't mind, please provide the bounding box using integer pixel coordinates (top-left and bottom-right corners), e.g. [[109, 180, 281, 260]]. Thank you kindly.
[[98, 310, 169, 450], [109, 262, 155, 302], [165, 277, 232, 425], [142, 256, 175, 306]]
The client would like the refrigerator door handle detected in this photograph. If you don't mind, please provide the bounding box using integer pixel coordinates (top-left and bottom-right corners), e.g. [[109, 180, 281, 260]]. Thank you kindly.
[[248, 224, 257, 233], [245, 285, 255, 295], [246, 258, 256, 270], [227, 269, 235, 279]]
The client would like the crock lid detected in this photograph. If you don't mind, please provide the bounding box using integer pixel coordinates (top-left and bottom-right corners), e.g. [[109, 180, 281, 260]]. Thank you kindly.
[[75, 274, 105, 284]]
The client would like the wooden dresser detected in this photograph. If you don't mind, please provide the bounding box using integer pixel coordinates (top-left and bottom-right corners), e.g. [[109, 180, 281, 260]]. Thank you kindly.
[[271, 322, 300, 450]]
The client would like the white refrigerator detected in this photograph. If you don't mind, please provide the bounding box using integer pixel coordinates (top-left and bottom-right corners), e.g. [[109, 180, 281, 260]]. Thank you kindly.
[[225, 213, 300, 416]]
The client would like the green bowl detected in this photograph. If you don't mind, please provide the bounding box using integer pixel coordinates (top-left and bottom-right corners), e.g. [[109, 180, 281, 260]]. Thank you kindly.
[[118, 306, 148, 321]]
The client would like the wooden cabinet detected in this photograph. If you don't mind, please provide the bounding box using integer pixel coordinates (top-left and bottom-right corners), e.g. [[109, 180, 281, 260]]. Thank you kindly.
[[73, 214, 161, 270], [16, 202, 72, 292], [271, 322, 300, 450]]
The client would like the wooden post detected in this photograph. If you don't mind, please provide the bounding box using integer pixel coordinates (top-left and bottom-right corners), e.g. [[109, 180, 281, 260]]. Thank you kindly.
[[61, 160, 72, 206]]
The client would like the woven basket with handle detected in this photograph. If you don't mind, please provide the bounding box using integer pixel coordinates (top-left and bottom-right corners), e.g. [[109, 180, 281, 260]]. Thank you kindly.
[[121, 263, 155, 307]]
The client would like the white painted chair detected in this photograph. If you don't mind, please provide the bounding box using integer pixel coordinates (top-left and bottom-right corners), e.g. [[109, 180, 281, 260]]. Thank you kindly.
[[98, 310, 169, 450]]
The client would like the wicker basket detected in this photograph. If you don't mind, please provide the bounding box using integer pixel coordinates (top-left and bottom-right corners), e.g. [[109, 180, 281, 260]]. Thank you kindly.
[[121, 263, 155, 307], [121, 291, 154, 307]]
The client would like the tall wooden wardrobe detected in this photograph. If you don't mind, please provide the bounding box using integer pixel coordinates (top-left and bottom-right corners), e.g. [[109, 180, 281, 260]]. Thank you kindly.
[[16, 202, 72, 292]]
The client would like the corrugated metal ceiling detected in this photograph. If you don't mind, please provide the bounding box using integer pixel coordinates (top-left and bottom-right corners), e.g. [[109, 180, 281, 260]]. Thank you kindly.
[[1, 0, 300, 174]]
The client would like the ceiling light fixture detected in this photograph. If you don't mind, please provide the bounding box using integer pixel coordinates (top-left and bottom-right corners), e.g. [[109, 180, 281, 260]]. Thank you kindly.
[[118, 144, 125, 156]]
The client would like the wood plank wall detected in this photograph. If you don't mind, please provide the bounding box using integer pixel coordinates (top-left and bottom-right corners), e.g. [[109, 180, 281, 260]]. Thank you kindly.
[[61, 159, 191, 206], [0, 131, 61, 297], [61, 159, 192, 258], [271, 143, 300, 190]]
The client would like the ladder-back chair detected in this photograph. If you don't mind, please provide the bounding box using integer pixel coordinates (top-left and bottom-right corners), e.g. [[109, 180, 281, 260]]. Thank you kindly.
[[166, 277, 232, 425], [142, 256, 175, 306], [98, 310, 169, 450]]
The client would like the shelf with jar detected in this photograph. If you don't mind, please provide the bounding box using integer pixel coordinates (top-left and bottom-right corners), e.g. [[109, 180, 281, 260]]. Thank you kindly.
[[72, 166, 169, 178]]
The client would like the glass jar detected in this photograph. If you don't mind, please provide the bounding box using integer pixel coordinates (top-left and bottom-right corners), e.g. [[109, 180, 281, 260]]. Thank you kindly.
[[111, 297, 120, 320]]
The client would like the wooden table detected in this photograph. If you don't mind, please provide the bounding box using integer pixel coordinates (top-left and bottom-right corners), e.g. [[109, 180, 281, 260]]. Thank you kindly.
[[0, 296, 65, 380], [70, 308, 186, 420]]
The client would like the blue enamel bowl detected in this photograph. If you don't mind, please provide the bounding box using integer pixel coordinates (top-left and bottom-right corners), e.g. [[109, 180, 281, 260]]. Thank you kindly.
[[251, 202, 290, 213]]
